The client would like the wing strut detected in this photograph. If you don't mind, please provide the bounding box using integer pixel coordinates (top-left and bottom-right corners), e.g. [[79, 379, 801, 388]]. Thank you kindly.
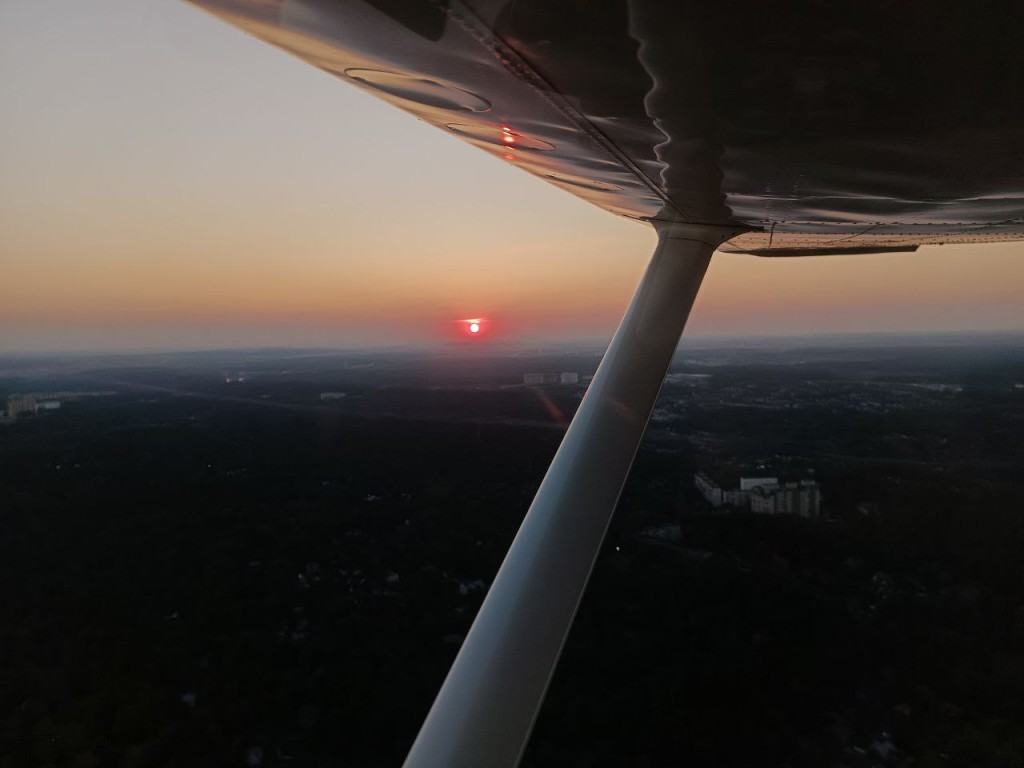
[[404, 222, 742, 768]]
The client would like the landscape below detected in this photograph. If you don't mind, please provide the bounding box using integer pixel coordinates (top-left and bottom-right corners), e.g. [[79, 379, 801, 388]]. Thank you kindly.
[[1, 335, 1022, 768]]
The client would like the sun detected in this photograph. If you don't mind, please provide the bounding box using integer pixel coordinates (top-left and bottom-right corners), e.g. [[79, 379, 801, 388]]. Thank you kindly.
[[457, 317, 488, 339]]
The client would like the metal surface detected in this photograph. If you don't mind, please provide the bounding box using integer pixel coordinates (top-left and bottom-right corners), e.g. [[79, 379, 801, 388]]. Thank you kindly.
[[402, 222, 737, 768], [186, 0, 1024, 254]]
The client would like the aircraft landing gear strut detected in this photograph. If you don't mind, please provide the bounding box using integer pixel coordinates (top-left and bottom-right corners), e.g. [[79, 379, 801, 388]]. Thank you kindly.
[[404, 221, 743, 768]]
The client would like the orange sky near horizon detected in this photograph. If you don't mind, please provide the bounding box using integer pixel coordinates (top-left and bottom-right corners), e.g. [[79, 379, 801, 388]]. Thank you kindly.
[[2, 0, 1023, 352]]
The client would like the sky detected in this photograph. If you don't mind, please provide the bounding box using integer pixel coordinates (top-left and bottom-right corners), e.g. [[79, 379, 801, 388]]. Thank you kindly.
[[2, 0, 1023, 353]]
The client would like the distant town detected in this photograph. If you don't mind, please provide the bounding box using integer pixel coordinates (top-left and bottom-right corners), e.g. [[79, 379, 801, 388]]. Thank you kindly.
[[1, 391, 115, 423], [522, 371, 584, 386]]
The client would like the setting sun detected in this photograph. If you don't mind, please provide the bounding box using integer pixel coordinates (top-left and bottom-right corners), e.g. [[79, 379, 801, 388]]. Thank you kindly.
[[458, 317, 490, 339]]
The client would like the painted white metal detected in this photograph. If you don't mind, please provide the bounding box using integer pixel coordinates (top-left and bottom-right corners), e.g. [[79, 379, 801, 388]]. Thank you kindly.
[[403, 222, 741, 768]]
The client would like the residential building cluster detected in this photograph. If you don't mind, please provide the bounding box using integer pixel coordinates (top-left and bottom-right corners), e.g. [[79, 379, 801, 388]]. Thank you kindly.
[[695, 472, 821, 517], [6, 396, 41, 418], [2, 396, 63, 423]]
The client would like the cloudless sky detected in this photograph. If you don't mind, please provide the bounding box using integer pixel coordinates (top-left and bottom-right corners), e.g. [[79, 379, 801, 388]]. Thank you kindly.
[[2, 0, 1023, 352]]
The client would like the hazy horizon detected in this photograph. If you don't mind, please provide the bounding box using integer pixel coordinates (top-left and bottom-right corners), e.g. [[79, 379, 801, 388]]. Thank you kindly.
[[2, 328, 1022, 360]]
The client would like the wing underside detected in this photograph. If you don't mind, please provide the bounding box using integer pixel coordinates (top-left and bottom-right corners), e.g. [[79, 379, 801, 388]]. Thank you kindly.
[[186, 0, 1024, 255]]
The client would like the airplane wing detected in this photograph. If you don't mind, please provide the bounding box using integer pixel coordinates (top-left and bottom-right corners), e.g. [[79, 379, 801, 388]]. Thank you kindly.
[[184, 3, 1024, 767], [188, 0, 1024, 255]]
